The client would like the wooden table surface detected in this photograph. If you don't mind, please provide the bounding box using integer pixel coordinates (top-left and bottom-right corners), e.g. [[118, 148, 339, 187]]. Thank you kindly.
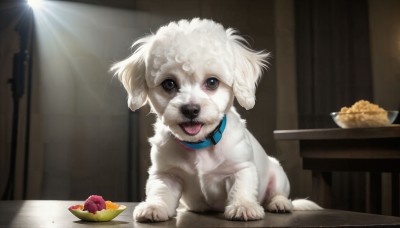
[[274, 126, 400, 140], [1, 200, 400, 227]]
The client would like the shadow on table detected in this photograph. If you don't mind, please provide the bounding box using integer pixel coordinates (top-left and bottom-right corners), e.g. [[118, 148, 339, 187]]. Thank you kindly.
[[74, 220, 129, 225], [0, 201, 25, 227]]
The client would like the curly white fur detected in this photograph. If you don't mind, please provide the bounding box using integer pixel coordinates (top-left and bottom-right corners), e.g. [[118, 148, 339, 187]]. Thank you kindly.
[[111, 18, 321, 222]]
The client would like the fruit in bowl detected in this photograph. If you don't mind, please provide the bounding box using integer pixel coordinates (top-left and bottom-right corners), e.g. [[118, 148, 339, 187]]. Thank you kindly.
[[68, 195, 126, 222], [331, 100, 398, 128]]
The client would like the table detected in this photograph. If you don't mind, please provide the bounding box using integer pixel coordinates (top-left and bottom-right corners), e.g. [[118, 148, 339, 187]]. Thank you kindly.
[[274, 126, 400, 215], [1, 200, 400, 227]]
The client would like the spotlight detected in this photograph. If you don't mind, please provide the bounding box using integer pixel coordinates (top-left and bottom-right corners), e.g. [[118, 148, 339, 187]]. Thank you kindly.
[[27, 0, 43, 9]]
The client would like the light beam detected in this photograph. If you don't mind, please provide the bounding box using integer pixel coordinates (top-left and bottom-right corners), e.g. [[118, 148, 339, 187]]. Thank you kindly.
[[27, 0, 43, 9]]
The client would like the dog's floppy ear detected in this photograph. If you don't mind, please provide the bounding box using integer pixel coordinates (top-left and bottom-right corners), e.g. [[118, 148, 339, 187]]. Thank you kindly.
[[110, 37, 150, 111], [227, 29, 270, 110]]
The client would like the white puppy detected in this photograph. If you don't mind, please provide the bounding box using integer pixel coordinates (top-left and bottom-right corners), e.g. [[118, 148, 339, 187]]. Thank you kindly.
[[111, 18, 321, 222]]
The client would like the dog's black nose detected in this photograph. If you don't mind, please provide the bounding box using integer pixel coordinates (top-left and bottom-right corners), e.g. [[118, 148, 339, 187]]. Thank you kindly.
[[181, 104, 201, 119]]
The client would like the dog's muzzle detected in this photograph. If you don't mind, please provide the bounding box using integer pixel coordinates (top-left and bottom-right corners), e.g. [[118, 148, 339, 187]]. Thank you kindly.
[[179, 104, 203, 136]]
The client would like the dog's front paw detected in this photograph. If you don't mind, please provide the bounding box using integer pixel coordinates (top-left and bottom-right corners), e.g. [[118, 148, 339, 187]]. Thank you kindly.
[[224, 201, 265, 221], [133, 201, 170, 222], [265, 195, 293, 213]]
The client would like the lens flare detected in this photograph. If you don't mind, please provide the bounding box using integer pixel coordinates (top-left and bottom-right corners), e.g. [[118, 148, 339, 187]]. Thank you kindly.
[[27, 0, 43, 9]]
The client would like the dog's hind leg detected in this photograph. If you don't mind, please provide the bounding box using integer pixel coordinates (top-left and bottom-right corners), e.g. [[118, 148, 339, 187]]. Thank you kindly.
[[264, 194, 293, 213], [262, 157, 293, 213]]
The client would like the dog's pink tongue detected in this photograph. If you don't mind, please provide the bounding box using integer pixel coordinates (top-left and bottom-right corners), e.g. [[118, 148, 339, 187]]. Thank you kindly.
[[181, 122, 202, 136]]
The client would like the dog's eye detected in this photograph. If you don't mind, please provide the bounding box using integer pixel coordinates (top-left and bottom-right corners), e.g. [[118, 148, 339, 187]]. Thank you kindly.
[[161, 79, 178, 92], [204, 77, 219, 91]]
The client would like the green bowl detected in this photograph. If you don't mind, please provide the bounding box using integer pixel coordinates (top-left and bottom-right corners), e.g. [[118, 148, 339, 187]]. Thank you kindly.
[[69, 205, 126, 222]]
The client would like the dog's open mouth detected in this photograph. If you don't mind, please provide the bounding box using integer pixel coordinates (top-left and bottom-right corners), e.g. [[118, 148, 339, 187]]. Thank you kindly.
[[179, 121, 204, 136]]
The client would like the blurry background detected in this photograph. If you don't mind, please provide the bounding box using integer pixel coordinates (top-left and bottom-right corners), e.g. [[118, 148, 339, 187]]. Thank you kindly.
[[0, 0, 399, 215]]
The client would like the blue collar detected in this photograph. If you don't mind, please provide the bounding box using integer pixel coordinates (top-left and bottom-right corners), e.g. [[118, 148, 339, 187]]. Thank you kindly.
[[178, 115, 227, 151]]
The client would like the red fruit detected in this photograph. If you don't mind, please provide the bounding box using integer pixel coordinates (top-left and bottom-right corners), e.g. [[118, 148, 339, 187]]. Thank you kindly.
[[83, 195, 106, 214]]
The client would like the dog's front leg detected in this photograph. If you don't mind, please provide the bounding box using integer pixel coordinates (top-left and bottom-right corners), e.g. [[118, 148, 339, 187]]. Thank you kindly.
[[133, 173, 182, 222], [224, 163, 265, 221]]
